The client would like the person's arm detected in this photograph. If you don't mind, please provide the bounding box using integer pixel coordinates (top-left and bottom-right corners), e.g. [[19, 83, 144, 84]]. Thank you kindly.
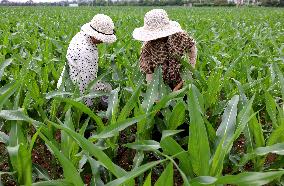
[[146, 73, 153, 84], [173, 81, 183, 91], [189, 41, 197, 68], [140, 42, 154, 84], [173, 40, 196, 92], [169, 32, 197, 91]]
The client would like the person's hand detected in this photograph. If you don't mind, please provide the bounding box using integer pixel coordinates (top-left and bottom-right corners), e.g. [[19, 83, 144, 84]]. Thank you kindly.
[[146, 73, 153, 84], [173, 81, 183, 91]]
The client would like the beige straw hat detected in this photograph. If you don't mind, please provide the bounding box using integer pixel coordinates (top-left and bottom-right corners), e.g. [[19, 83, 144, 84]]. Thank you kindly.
[[133, 9, 183, 42], [81, 14, 116, 43]]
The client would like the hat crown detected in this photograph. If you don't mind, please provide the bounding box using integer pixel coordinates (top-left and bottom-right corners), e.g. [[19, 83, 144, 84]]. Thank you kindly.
[[144, 9, 170, 31], [90, 14, 114, 35]]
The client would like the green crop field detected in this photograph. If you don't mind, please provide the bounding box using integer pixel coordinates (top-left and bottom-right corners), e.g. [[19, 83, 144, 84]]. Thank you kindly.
[[0, 6, 284, 186]]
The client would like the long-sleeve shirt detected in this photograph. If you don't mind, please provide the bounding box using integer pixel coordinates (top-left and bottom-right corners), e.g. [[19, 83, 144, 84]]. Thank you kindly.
[[66, 31, 98, 93], [139, 31, 197, 89], [62, 31, 111, 106]]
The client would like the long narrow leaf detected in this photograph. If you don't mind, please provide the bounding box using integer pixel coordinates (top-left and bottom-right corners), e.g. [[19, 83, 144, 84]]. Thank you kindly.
[[105, 160, 165, 186], [39, 133, 84, 186], [188, 85, 210, 176], [216, 95, 239, 146], [154, 162, 173, 186]]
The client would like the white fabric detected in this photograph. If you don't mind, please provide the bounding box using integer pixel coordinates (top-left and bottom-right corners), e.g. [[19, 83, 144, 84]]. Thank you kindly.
[[59, 31, 111, 106], [133, 9, 183, 41], [81, 14, 116, 43], [66, 31, 98, 92]]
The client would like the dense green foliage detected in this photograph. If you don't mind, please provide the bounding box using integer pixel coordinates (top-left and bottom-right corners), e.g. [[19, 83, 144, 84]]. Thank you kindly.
[[0, 6, 284, 185]]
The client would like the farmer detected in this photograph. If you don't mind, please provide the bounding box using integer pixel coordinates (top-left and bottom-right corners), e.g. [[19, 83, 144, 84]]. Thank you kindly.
[[133, 9, 197, 91], [57, 14, 116, 106]]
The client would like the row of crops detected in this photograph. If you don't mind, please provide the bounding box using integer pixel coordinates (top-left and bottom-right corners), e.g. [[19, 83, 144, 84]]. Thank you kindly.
[[0, 6, 284, 185]]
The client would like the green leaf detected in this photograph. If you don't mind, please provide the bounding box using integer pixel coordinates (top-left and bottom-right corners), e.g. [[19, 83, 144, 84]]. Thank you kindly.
[[0, 58, 12, 80], [168, 101, 186, 130], [32, 164, 50, 181], [161, 130, 183, 141], [190, 176, 217, 185], [117, 83, 142, 122], [0, 131, 9, 144], [154, 162, 173, 186], [210, 96, 255, 175], [133, 151, 144, 170], [239, 142, 284, 166], [90, 113, 150, 140], [45, 91, 73, 99], [268, 123, 284, 145], [106, 87, 120, 123], [85, 70, 112, 94], [0, 109, 41, 128], [216, 171, 284, 186], [233, 95, 255, 144], [8, 121, 26, 147], [160, 135, 193, 177], [87, 156, 104, 186], [151, 85, 188, 113], [79, 117, 90, 136], [265, 92, 278, 128], [56, 97, 104, 131], [155, 149, 190, 186], [216, 95, 239, 146], [143, 172, 152, 186], [125, 140, 160, 151], [255, 142, 284, 155], [277, 104, 284, 126], [188, 85, 210, 176], [248, 113, 265, 170], [142, 67, 161, 112], [273, 63, 284, 100], [105, 160, 165, 186], [32, 179, 72, 186], [39, 133, 84, 186], [204, 69, 222, 109], [7, 143, 32, 185], [190, 171, 284, 185], [0, 172, 15, 176], [0, 81, 19, 110], [47, 121, 128, 179], [60, 109, 76, 159], [76, 91, 109, 101], [249, 113, 265, 148]]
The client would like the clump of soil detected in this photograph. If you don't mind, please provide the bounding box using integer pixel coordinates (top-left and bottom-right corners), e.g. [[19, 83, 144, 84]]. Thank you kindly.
[[265, 153, 278, 166], [0, 129, 63, 185], [31, 138, 63, 180], [115, 126, 136, 171], [0, 143, 17, 186], [233, 134, 246, 154]]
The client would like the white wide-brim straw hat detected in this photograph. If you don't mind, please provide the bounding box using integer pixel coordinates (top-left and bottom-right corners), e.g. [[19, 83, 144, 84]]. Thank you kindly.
[[81, 14, 116, 43], [133, 9, 183, 42]]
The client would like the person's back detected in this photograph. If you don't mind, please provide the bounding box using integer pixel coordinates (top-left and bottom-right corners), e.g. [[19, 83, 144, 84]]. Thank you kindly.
[[66, 31, 99, 94], [133, 9, 197, 91], [58, 14, 116, 106], [140, 31, 196, 89]]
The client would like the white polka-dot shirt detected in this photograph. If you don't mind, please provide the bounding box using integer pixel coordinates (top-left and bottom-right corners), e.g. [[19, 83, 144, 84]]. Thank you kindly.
[[66, 31, 98, 92], [65, 31, 111, 106]]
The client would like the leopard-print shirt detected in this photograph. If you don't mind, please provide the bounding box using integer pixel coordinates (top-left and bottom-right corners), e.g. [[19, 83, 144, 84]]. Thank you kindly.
[[140, 32, 196, 88]]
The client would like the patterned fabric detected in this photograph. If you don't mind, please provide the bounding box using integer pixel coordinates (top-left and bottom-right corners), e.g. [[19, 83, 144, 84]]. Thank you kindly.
[[65, 31, 111, 106], [139, 31, 196, 89]]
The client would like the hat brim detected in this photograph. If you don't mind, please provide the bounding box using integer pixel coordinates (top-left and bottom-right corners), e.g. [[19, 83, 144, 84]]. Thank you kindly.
[[81, 23, 117, 44], [133, 21, 183, 42]]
